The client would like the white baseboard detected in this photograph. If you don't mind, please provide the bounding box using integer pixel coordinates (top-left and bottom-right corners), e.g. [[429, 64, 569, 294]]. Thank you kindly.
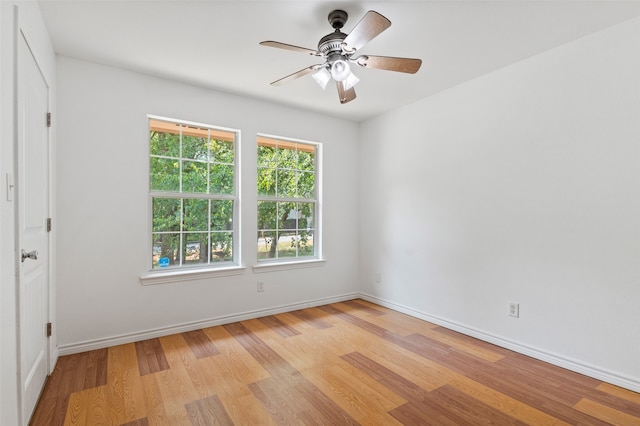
[[359, 293, 640, 394], [49, 348, 59, 375], [57, 292, 359, 356]]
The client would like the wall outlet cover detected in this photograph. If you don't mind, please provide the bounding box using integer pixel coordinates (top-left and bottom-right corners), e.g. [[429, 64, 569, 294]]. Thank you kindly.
[[509, 302, 519, 318]]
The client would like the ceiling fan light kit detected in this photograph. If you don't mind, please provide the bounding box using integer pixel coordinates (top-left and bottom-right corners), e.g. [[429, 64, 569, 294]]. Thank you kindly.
[[312, 68, 332, 89], [330, 58, 351, 81], [260, 9, 422, 104]]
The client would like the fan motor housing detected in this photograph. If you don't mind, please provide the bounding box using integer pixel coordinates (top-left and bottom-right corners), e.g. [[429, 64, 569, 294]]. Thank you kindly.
[[318, 9, 349, 55], [318, 31, 347, 55], [328, 10, 348, 29]]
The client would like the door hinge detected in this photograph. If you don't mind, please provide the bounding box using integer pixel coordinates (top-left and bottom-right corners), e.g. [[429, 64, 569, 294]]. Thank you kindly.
[[46, 112, 52, 128], [47, 217, 52, 232], [46, 322, 52, 338]]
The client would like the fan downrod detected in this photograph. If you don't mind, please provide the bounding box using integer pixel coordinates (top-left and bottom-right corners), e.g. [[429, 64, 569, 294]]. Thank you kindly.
[[328, 10, 348, 30]]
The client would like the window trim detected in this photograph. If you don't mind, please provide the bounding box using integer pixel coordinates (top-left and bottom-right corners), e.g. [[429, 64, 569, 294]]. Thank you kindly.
[[252, 258, 326, 274], [256, 133, 323, 264], [140, 265, 246, 286], [146, 114, 242, 273]]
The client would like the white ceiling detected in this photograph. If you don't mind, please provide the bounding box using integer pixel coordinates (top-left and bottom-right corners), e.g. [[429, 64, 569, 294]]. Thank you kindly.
[[39, 1, 640, 122]]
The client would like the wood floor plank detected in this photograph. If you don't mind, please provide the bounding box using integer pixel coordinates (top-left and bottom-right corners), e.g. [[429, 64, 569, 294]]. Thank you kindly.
[[153, 369, 193, 425], [271, 311, 324, 335], [598, 382, 640, 405], [84, 386, 110, 425], [432, 325, 516, 357], [184, 394, 234, 426], [105, 366, 126, 424], [134, 338, 170, 376], [225, 320, 360, 425], [498, 349, 602, 391], [390, 401, 460, 426], [340, 299, 387, 316], [32, 299, 640, 426], [157, 339, 202, 403], [248, 378, 307, 424], [336, 317, 568, 425], [418, 327, 505, 362], [182, 329, 220, 359], [574, 398, 640, 425], [108, 344, 138, 376], [308, 305, 344, 320], [358, 301, 442, 332], [426, 384, 529, 425], [106, 343, 149, 424], [223, 321, 299, 379], [195, 355, 277, 425], [287, 308, 334, 329], [227, 391, 279, 425], [342, 305, 428, 337], [447, 373, 572, 425], [84, 348, 109, 389], [30, 356, 77, 425], [322, 315, 453, 391], [258, 314, 302, 338], [140, 374, 169, 425], [120, 364, 149, 422], [202, 325, 271, 385], [326, 302, 616, 425], [318, 304, 392, 338], [302, 361, 406, 424], [252, 316, 428, 416], [63, 388, 91, 426], [293, 377, 363, 425], [249, 320, 355, 373], [341, 351, 435, 406], [120, 418, 149, 426], [400, 333, 614, 425], [159, 333, 210, 400]]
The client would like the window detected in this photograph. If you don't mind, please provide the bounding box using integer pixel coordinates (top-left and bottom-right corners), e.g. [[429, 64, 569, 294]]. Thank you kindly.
[[149, 116, 238, 270], [257, 135, 320, 261]]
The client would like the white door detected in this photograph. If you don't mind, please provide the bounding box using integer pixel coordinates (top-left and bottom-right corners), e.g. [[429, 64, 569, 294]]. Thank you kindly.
[[17, 31, 50, 423]]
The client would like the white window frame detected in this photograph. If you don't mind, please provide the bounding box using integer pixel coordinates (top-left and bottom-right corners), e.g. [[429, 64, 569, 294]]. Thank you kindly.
[[141, 115, 243, 284], [255, 133, 323, 268]]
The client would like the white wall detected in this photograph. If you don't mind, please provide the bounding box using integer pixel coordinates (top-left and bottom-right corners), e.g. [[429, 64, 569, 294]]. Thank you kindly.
[[0, 5, 14, 424], [1, 2, 56, 424], [359, 17, 640, 391], [55, 57, 360, 350]]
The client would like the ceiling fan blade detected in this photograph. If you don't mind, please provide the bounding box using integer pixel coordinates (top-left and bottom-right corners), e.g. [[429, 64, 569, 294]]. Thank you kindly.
[[260, 41, 318, 56], [336, 80, 356, 104], [355, 55, 422, 74], [343, 11, 391, 52], [270, 65, 322, 86]]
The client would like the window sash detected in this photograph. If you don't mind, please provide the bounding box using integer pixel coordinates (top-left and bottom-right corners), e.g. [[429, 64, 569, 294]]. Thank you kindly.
[[149, 115, 239, 271], [256, 134, 320, 262], [151, 196, 235, 269]]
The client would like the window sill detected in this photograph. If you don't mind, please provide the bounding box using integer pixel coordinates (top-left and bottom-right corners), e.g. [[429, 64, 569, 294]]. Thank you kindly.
[[140, 265, 246, 286], [252, 258, 326, 273]]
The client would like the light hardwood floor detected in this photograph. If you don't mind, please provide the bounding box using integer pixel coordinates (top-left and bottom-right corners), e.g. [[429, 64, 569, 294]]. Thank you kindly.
[[31, 299, 640, 425]]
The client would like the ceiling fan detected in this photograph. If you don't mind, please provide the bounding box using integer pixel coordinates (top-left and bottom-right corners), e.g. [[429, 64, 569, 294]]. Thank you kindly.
[[260, 9, 422, 104]]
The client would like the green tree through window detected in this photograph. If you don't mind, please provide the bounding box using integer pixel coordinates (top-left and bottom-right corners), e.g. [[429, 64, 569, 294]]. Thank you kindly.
[[257, 136, 319, 261], [149, 117, 237, 270]]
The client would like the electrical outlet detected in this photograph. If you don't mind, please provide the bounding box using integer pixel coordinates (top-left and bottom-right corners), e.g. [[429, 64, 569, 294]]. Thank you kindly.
[[508, 302, 519, 318], [374, 273, 381, 283], [257, 281, 264, 292]]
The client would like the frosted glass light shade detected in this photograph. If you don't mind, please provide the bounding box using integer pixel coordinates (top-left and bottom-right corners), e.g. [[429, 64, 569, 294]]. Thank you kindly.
[[343, 72, 359, 90], [330, 59, 350, 81], [312, 68, 331, 90]]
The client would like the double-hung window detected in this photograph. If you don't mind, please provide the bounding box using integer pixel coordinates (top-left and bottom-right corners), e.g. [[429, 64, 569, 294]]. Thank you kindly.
[[257, 135, 320, 262], [149, 116, 239, 270]]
